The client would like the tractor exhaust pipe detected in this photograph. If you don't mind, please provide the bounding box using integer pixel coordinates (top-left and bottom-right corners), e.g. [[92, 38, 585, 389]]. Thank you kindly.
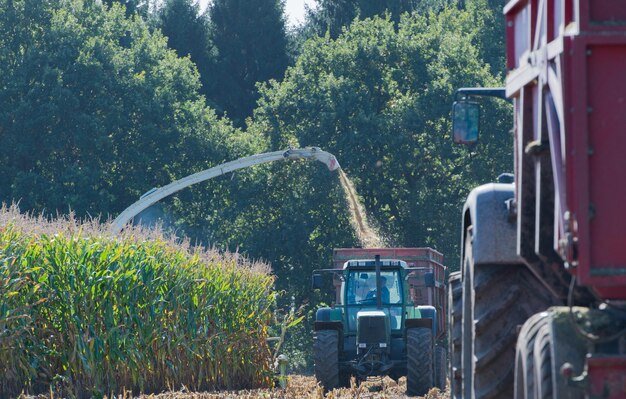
[[375, 254, 382, 309]]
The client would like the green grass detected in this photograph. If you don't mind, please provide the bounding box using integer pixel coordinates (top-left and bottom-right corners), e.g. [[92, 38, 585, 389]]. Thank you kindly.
[[0, 205, 276, 398]]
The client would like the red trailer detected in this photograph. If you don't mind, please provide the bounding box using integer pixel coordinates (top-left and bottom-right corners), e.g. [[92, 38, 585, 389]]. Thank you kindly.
[[451, 1, 626, 398]]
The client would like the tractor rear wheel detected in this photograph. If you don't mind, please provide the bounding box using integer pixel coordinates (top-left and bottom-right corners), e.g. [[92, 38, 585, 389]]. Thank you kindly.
[[314, 329, 340, 392], [406, 327, 434, 396], [449, 271, 462, 399], [462, 228, 553, 399]]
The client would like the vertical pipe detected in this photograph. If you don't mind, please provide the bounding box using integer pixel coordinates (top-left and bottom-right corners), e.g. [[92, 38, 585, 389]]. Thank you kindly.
[[375, 254, 382, 309]]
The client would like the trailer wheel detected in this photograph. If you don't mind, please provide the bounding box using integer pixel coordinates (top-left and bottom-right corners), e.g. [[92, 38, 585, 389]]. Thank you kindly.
[[434, 344, 447, 390], [514, 312, 548, 399], [534, 324, 554, 399], [461, 228, 553, 399], [407, 327, 434, 396], [531, 311, 584, 399], [448, 271, 462, 399], [314, 329, 340, 392]]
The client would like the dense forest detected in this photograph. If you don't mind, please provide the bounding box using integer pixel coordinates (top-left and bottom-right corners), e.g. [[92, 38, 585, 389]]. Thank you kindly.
[[0, 0, 511, 369]]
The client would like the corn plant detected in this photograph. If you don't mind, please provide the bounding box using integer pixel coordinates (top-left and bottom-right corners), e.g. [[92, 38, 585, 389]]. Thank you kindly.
[[0, 206, 276, 398]]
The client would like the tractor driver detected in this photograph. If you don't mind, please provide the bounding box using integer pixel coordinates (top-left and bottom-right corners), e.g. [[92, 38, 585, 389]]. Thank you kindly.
[[365, 275, 390, 303]]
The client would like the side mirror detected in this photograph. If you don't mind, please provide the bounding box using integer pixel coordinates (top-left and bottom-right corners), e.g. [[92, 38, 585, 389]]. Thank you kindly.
[[452, 100, 480, 144], [312, 274, 324, 290]]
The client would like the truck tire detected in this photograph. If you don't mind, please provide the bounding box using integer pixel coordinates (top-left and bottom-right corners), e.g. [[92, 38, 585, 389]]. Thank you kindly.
[[462, 228, 552, 399], [434, 344, 447, 390], [314, 329, 340, 392], [449, 271, 462, 399], [406, 327, 434, 396], [534, 324, 553, 399], [514, 312, 548, 399]]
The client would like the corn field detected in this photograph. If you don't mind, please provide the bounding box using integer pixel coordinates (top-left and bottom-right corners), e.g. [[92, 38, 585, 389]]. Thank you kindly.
[[0, 205, 276, 398]]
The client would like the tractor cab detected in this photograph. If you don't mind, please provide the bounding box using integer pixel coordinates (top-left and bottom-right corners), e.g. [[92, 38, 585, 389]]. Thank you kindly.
[[342, 262, 405, 333]]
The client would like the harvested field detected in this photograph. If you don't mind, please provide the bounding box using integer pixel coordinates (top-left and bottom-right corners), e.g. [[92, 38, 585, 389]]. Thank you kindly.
[[131, 375, 449, 399], [24, 375, 448, 399]]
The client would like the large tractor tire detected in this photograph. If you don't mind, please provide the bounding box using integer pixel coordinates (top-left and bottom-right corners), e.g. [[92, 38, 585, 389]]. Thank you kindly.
[[449, 271, 462, 399], [461, 228, 553, 399], [514, 312, 548, 399], [434, 344, 447, 391], [534, 324, 554, 399], [313, 329, 340, 392], [407, 327, 434, 396]]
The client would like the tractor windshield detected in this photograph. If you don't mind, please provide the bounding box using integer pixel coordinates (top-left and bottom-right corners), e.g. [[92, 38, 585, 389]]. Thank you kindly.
[[344, 270, 403, 330], [346, 270, 402, 305]]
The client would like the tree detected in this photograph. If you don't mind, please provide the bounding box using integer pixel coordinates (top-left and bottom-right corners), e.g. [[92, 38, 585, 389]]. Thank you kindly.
[[157, 0, 217, 106], [303, 0, 451, 39], [0, 0, 257, 217], [100, 0, 148, 17], [208, 0, 289, 126], [465, 0, 507, 78], [253, 9, 512, 271], [305, 0, 357, 38]]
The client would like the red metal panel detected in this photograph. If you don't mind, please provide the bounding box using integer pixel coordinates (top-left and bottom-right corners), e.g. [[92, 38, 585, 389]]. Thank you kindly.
[[587, 356, 626, 399], [580, 0, 626, 31], [594, 286, 626, 300], [505, 0, 531, 71], [570, 35, 626, 286], [506, 12, 516, 70], [506, 0, 626, 298], [530, 0, 539, 50]]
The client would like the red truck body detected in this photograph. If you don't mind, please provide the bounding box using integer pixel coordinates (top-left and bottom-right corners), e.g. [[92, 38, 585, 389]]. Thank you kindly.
[[450, 3, 626, 398], [504, 0, 626, 299], [465, 1, 626, 397], [332, 247, 447, 340]]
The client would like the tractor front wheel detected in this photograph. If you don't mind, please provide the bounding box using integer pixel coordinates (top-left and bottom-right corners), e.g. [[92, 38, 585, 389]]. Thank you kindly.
[[313, 329, 340, 392], [407, 327, 434, 396]]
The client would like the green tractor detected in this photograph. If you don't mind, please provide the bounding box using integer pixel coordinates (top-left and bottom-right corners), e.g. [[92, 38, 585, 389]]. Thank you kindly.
[[312, 248, 447, 396]]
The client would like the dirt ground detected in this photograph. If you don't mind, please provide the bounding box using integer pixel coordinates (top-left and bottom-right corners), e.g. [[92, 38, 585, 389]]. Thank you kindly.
[[141, 375, 449, 399]]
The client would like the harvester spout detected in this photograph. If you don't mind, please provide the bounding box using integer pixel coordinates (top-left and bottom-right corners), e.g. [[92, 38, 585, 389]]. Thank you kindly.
[[282, 147, 340, 171], [111, 147, 340, 234]]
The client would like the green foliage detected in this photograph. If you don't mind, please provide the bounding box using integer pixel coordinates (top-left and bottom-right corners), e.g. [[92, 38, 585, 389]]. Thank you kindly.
[[0, 0, 258, 219], [254, 9, 512, 271], [101, 0, 147, 17], [462, 0, 508, 78], [165, 159, 357, 303], [0, 208, 275, 397], [207, 0, 289, 126], [156, 0, 218, 108], [303, 0, 452, 39]]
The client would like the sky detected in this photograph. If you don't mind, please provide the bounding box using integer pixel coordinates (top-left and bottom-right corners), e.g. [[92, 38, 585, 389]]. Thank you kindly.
[[196, 0, 316, 27]]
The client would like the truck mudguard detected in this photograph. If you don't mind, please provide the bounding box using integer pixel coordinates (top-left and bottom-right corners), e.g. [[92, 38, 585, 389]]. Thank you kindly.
[[461, 183, 522, 266]]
